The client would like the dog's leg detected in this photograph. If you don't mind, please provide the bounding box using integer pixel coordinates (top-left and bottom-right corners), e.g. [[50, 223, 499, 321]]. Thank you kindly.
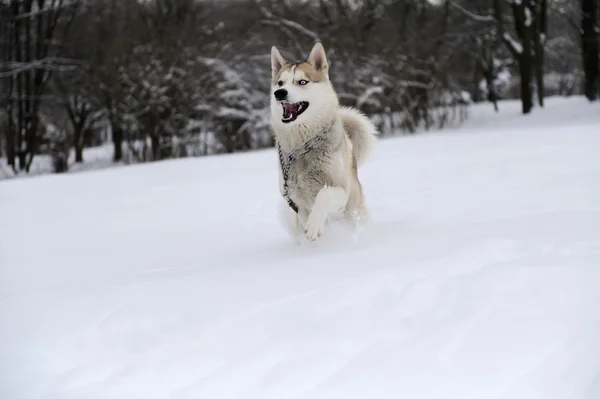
[[305, 186, 347, 241]]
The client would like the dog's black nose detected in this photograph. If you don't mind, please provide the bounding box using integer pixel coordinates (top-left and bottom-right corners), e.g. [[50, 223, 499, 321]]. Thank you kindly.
[[274, 89, 288, 101]]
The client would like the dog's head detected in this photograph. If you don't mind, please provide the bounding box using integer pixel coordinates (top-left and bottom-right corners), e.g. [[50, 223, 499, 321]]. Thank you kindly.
[[270, 42, 338, 126]]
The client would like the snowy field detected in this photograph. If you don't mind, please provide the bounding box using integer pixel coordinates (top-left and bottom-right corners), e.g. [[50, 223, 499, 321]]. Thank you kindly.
[[1, 96, 600, 399]]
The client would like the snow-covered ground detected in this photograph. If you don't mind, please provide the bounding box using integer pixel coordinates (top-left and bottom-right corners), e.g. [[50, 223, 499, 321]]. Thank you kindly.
[[0, 142, 115, 180], [1, 96, 600, 399]]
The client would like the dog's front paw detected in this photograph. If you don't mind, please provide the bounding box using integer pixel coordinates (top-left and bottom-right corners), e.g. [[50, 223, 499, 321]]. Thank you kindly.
[[304, 213, 325, 241]]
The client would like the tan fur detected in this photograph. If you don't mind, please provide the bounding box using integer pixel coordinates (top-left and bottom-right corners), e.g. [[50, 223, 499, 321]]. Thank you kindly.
[[271, 63, 326, 86], [269, 42, 377, 241], [295, 63, 327, 83]]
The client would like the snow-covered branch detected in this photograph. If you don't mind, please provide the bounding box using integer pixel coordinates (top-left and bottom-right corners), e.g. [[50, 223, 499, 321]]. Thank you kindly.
[[493, 0, 522, 59], [10, 0, 79, 20], [448, 1, 495, 23]]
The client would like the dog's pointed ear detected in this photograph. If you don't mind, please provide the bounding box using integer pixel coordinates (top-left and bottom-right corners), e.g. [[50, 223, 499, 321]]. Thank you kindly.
[[271, 45, 287, 78], [307, 42, 328, 77]]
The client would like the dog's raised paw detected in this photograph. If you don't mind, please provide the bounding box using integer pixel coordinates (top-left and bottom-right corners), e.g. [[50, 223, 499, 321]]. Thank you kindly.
[[304, 216, 325, 241]]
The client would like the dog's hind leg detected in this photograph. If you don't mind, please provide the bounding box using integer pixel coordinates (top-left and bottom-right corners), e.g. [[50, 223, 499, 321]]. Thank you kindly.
[[305, 186, 347, 241]]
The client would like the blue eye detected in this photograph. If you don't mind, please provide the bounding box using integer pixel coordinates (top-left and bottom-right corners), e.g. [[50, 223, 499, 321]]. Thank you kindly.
[[298, 79, 308, 85]]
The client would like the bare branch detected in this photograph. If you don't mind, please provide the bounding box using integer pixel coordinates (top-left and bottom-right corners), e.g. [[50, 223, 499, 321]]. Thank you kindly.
[[258, 6, 320, 43], [448, 0, 495, 23], [0, 58, 81, 78]]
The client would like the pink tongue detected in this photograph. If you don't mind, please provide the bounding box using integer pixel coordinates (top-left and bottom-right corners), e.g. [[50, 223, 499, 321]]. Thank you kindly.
[[283, 103, 298, 118]]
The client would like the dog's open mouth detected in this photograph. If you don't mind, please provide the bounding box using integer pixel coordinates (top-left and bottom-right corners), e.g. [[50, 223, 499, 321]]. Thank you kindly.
[[281, 101, 309, 123]]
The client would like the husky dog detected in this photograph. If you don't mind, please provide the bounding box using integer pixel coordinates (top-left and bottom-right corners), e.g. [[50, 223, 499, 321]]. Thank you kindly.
[[270, 42, 377, 242]]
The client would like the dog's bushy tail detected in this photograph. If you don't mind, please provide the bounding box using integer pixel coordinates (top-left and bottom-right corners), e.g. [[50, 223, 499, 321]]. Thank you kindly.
[[339, 106, 378, 167]]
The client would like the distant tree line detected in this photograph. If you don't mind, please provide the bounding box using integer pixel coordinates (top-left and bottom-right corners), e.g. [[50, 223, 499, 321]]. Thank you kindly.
[[0, 0, 597, 175]]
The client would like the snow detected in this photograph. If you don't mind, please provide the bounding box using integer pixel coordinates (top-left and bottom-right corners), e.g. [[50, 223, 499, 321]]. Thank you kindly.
[[356, 86, 384, 109], [504, 32, 523, 55], [0, 144, 117, 180], [525, 7, 532, 27], [1, 96, 600, 399]]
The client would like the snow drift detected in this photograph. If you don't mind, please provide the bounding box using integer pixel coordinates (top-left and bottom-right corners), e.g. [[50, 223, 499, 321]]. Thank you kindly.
[[1, 97, 599, 399]]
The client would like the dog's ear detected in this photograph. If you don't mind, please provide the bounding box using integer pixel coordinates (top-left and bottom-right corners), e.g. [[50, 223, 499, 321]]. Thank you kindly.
[[271, 46, 287, 78], [307, 42, 328, 77]]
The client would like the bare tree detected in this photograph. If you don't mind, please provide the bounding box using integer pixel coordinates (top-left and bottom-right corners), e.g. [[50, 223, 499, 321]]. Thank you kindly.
[[494, 0, 534, 113], [491, 0, 548, 113], [0, 2, 13, 160], [581, 0, 599, 101], [448, 0, 505, 110], [1, 0, 80, 173], [53, 72, 103, 163], [0, 0, 586, 176], [532, 0, 547, 106]]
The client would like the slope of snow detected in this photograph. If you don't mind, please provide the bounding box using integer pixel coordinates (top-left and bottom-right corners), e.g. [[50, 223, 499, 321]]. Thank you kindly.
[[1, 97, 600, 399]]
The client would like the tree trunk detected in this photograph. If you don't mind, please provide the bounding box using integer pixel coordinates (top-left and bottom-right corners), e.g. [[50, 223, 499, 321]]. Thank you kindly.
[[533, 0, 546, 107], [25, 113, 40, 172], [582, 0, 599, 101], [12, 0, 24, 169], [480, 57, 499, 112], [18, 150, 27, 171], [151, 134, 160, 161], [75, 146, 83, 163], [519, 57, 534, 114], [24, 0, 32, 172], [6, 105, 16, 171], [113, 125, 123, 161], [3, 6, 16, 170], [494, 0, 534, 114], [487, 77, 499, 112], [519, 17, 534, 114], [74, 126, 84, 163], [534, 37, 544, 107]]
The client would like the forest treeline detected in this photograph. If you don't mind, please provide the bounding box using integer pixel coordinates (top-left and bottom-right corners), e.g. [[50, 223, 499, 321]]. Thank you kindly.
[[0, 0, 597, 174]]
